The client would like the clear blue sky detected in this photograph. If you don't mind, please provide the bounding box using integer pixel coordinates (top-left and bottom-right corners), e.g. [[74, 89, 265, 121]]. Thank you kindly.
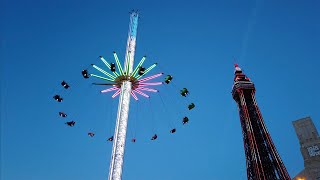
[[1, 0, 320, 179]]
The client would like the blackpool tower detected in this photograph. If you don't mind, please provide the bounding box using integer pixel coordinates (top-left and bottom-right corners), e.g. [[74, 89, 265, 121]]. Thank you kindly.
[[232, 65, 291, 180]]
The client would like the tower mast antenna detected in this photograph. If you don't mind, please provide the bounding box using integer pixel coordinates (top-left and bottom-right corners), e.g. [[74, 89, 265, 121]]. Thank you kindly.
[[108, 11, 139, 180]]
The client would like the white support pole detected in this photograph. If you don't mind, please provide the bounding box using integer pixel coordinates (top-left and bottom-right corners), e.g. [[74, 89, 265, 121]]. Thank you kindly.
[[108, 11, 139, 180]]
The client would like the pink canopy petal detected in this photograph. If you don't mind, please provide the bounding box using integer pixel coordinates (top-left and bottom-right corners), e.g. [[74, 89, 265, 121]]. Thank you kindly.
[[138, 82, 163, 87], [130, 91, 139, 100], [138, 73, 163, 83], [133, 89, 150, 98], [136, 87, 158, 92], [101, 87, 119, 93], [112, 89, 121, 98]]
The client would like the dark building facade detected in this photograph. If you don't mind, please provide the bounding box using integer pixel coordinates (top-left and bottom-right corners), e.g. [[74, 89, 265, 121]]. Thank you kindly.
[[293, 117, 320, 180]]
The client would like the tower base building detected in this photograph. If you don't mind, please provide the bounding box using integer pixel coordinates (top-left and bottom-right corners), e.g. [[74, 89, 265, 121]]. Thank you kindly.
[[293, 117, 320, 180]]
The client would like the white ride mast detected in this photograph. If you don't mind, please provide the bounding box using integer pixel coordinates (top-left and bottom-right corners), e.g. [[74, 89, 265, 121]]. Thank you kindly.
[[108, 11, 139, 180]]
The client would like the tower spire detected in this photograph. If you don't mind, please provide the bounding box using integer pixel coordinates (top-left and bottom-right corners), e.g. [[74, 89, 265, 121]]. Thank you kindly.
[[234, 63, 242, 74]]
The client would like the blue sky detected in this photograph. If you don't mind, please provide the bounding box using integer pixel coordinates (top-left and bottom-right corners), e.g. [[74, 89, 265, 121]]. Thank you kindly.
[[1, 0, 320, 179]]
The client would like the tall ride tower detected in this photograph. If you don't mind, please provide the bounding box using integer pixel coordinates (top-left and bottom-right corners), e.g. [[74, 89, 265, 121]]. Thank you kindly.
[[231, 65, 291, 180], [108, 11, 139, 180]]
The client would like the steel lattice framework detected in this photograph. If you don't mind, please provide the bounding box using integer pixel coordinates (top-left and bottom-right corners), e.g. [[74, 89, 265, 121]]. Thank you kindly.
[[232, 65, 291, 180]]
